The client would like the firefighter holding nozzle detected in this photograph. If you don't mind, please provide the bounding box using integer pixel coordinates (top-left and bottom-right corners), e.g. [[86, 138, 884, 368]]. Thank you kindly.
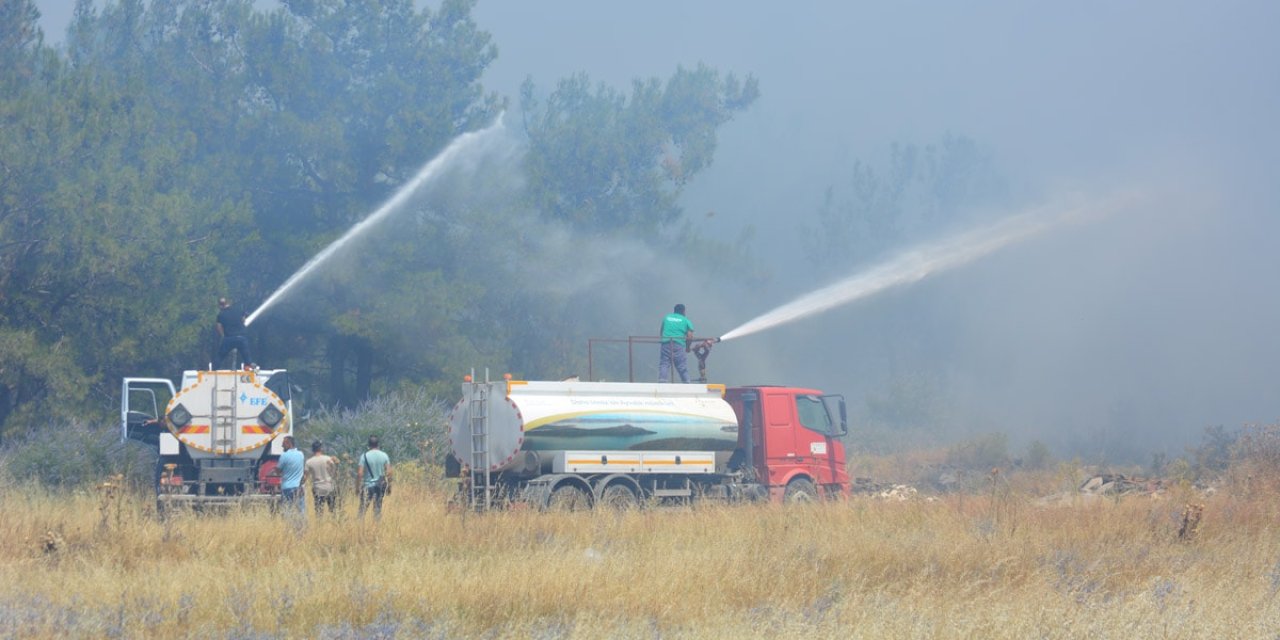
[[658, 304, 694, 383], [215, 297, 254, 369]]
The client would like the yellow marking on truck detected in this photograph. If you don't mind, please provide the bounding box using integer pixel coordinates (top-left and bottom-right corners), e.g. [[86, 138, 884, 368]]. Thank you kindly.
[[523, 409, 733, 431], [179, 425, 210, 434], [706, 384, 727, 396]]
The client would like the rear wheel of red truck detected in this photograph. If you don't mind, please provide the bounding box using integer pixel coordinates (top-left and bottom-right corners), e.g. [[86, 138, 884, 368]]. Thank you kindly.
[[599, 484, 640, 510], [784, 478, 818, 503], [548, 484, 592, 511]]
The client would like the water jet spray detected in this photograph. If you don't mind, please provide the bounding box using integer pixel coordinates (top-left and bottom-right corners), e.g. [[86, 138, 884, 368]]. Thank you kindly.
[[245, 114, 507, 326], [719, 194, 1133, 343]]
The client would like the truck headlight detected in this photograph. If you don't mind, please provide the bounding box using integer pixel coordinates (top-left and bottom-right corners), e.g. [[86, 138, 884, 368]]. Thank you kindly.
[[258, 405, 284, 428], [167, 404, 192, 429]]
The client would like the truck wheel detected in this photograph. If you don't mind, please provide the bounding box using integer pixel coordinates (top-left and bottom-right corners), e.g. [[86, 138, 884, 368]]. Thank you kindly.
[[599, 484, 639, 510], [547, 484, 591, 511], [784, 478, 818, 503]]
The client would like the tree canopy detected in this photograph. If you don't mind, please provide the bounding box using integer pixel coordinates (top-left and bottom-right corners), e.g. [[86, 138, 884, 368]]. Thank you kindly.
[[0, 0, 761, 434], [521, 66, 759, 235]]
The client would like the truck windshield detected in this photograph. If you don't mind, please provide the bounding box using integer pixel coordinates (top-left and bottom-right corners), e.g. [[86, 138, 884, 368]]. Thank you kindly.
[[263, 371, 290, 402], [796, 395, 833, 434]]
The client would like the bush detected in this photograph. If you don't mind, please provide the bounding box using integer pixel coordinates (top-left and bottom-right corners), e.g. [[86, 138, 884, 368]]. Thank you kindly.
[[1232, 423, 1280, 489], [1189, 424, 1236, 476], [0, 420, 155, 489], [294, 387, 452, 483]]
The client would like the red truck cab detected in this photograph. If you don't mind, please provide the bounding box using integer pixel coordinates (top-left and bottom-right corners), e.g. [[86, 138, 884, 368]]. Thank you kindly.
[[726, 386, 850, 501]]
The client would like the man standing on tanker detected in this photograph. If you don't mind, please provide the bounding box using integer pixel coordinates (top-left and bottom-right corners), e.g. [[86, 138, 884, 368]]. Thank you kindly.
[[658, 303, 694, 383], [215, 297, 254, 368]]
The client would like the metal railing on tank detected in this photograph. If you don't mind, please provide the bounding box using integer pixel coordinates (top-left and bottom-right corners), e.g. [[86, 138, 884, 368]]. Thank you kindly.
[[587, 335, 719, 383]]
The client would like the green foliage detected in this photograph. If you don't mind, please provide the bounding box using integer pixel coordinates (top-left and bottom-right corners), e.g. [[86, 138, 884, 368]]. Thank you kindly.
[[521, 64, 759, 235], [1165, 457, 1195, 484], [293, 386, 451, 473], [0, 0, 757, 441], [0, 0, 42, 92], [0, 329, 89, 438], [0, 419, 155, 488], [0, 0, 506, 425], [229, 0, 506, 405]]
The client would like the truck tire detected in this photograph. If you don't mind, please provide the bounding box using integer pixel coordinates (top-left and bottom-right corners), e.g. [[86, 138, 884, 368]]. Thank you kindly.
[[547, 484, 591, 511], [784, 478, 817, 503], [599, 484, 639, 510]]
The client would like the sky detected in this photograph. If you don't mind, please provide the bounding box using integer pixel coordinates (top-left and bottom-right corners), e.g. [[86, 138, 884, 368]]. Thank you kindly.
[[35, 1, 1280, 459]]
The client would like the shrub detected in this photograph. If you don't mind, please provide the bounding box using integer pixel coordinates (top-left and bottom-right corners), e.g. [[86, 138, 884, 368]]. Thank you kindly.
[[1189, 424, 1236, 476], [1232, 422, 1280, 489], [294, 387, 452, 482], [0, 420, 155, 489]]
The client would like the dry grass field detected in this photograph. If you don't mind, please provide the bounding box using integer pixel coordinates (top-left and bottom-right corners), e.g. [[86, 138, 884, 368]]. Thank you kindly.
[[1, 475, 1278, 639]]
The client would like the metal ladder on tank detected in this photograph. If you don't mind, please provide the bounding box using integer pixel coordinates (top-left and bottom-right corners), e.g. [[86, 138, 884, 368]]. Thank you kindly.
[[212, 372, 238, 456], [467, 369, 493, 511]]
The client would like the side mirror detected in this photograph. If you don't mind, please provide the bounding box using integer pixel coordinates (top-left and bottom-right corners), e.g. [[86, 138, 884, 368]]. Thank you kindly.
[[838, 399, 848, 436], [821, 394, 848, 437]]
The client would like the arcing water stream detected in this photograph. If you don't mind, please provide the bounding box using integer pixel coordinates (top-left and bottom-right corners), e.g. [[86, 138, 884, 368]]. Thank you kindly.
[[245, 115, 506, 326], [719, 196, 1131, 342]]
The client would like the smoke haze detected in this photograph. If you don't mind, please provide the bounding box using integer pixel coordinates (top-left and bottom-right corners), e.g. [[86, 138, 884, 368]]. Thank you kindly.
[[467, 2, 1280, 458], [34, 1, 1280, 458]]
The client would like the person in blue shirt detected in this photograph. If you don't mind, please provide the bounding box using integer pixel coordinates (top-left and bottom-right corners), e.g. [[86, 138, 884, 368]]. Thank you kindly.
[[658, 303, 694, 383], [274, 435, 306, 527], [357, 435, 392, 521]]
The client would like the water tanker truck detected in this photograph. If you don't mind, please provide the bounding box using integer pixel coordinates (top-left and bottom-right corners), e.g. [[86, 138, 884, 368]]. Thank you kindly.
[[447, 373, 850, 509], [121, 369, 292, 510]]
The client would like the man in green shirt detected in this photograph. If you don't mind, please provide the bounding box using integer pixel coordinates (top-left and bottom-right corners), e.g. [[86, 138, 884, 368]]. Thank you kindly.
[[357, 435, 392, 521], [658, 303, 694, 383]]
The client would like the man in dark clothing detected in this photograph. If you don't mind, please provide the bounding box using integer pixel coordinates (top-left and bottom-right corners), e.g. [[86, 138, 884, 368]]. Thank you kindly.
[[215, 297, 254, 368]]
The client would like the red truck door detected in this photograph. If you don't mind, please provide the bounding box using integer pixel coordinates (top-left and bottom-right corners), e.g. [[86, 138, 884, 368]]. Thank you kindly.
[[793, 393, 845, 485]]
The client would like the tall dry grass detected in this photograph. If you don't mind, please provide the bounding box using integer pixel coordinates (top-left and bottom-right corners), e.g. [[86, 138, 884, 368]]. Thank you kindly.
[[1, 476, 1278, 638]]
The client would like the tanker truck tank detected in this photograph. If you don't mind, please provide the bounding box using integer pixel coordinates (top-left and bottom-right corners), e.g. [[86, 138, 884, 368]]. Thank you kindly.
[[122, 369, 292, 510], [448, 380, 740, 475], [165, 370, 289, 459]]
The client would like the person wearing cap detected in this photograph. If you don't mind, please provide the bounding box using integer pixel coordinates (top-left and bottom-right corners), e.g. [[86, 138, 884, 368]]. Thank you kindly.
[[304, 441, 338, 515], [658, 303, 694, 383], [215, 297, 254, 369]]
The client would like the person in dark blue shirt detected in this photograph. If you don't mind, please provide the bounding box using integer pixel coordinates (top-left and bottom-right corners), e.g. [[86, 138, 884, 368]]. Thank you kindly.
[[215, 297, 254, 369]]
